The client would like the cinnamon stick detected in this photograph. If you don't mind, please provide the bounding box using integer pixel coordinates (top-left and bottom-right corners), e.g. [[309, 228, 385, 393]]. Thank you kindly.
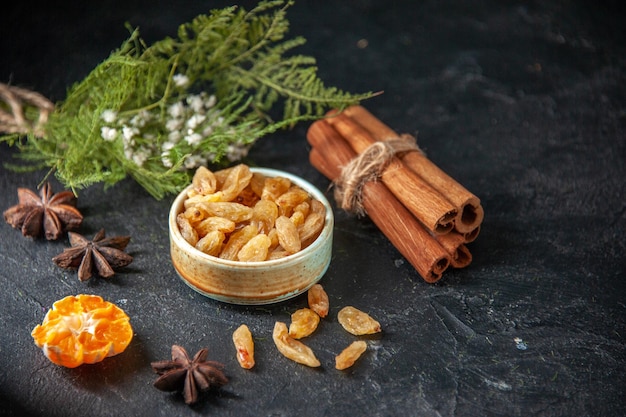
[[343, 105, 484, 234], [307, 120, 451, 283], [324, 111, 457, 235], [434, 231, 473, 269]]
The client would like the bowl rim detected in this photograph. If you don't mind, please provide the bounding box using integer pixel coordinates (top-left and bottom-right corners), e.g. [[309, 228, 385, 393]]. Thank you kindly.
[[169, 166, 334, 267]]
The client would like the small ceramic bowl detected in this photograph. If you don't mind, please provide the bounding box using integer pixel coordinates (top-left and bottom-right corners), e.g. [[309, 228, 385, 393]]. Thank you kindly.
[[169, 167, 334, 305]]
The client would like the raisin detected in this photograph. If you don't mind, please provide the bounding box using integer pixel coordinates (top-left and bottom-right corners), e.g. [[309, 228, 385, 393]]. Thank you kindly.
[[195, 230, 225, 257], [191, 165, 217, 195], [250, 200, 278, 234], [335, 341, 367, 370], [337, 306, 382, 335], [307, 284, 329, 318], [275, 215, 301, 254], [237, 233, 272, 262], [195, 216, 236, 237], [276, 187, 310, 217], [182, 206, 207, 226], [261, 176, 291, 202], [177, 213, 198, 246], [272, 322, 320, 367], [232, 324, 255, 369], [288, 308, 320, 339], [299, 212, 325, 247], [220, 164, 253, 201], [249, 172, 267, 198], [197, 201, 252, 223], [219, 224, 258, 260]]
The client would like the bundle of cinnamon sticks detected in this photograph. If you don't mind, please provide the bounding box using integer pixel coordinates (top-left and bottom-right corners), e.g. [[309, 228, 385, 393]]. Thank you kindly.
[[306, 105, 483, 283]]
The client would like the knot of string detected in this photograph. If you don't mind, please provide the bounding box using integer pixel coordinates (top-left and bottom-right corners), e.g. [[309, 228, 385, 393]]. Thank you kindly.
[[0, 83, 54, 137], [333, 134, 422, 216]]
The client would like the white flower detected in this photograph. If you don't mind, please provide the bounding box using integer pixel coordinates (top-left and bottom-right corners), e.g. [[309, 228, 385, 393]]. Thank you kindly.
[[167, 131, 182, 143], [166, 118, 184, 132], [188, 95, 205, 113], [122, 126, 139, 141], [168, 102, 185, 118], [161, 141, 176, 152], [100, 126, 118, 141], [186, 114, 206, 130], [205, 94, 217, 109], [201, 125, 214, 137], [132, 152, 148, 167], [184, 154, 205, 169], [161, 152, 174, 168], [101, 109, 117, 123], [173, 73, 190, 88], [226, 143, 250, 162], [184, 132, 203, 146], [130, 113, 148, 127]]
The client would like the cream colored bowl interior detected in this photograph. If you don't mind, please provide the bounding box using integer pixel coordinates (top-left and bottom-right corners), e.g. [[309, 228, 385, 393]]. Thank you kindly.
[[169, 167, 334, 305]]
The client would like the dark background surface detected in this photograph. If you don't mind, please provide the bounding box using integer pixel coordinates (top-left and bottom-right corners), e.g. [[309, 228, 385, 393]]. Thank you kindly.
[[1, 1, 625, 416]]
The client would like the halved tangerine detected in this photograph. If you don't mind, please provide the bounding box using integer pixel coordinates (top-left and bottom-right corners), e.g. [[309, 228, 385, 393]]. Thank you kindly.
[[31, 294, 133, 368]]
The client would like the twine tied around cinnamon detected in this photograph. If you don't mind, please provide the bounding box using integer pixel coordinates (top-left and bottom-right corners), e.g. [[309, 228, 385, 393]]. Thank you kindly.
[[0, 83, 54, 137], [333, 133, 423, 216]]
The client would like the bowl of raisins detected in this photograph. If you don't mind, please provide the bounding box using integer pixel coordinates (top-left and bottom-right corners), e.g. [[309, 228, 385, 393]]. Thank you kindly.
[[169, 164, 334, 305]]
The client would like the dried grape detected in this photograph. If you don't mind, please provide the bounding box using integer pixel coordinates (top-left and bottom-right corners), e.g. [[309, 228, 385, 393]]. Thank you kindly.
[[299, 212, 325, 247], [196, 216, 236, 237], [276, 187, 310, 217], [213, 165, 234, 188], [196, 201, 252, 223], [290, 210, 305, 227], [307, 284, 329, 318], [177, 213, 198, 246], [272, 322, 320, 367], [235, 184, 260, 207], [237, 233, 272, 262], [182, 206, 207, 225], [337, 306, 381, 335], [220, 164, 253, 201], [288, 308, 320, 339], [294, 201, 310, 218], [191, 166, 217, 195], [267, 228, 279, 249], [335, 341, 367, 370], [249, 172, 267, 198], [261, 176, 291, 201], [275, 215, 301, 254], [250, 200, 278, 234], [195, 230, 225, 257], [232, 324, 255, 369], [180, 165, 326, 261], [310, 198, 326, 215], [219, 224, 258, 260]]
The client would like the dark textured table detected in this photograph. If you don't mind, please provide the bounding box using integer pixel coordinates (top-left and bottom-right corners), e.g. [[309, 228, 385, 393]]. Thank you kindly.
[[1, 1, 624, 416]]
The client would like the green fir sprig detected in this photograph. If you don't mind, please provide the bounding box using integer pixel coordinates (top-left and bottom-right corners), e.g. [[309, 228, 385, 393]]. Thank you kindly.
[[1, 0, 375, 199]]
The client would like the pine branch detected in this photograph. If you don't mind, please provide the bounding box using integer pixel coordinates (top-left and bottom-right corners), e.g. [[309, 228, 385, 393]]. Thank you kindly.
[[1, 0, 377, 199]]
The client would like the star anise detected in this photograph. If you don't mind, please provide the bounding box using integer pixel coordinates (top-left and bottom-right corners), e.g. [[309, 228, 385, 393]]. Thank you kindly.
[[3, 182, 83, 240], [52, 228, 133, 281], [151, 345, 228, 405]]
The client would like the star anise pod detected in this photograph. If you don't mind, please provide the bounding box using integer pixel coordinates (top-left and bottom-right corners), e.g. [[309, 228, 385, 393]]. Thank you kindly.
[[3, 182, 83, 240], [52, 228, 133, 281], [151, 345, 228, 405]]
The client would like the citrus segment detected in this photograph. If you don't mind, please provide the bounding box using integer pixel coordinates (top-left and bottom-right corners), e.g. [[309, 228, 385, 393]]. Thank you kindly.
[[31, 294, 133, 368]]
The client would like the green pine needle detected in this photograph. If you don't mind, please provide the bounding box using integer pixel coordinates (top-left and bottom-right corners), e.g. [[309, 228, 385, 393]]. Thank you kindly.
[[1, 0, 376, 199]]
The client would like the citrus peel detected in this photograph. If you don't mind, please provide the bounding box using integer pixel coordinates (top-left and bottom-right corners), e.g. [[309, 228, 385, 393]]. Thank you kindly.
[[31, 294, 133, 368]]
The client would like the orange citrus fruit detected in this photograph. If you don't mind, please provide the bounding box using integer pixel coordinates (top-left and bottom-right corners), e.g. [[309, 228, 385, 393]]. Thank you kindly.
[[31, 294, 133, 368]]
